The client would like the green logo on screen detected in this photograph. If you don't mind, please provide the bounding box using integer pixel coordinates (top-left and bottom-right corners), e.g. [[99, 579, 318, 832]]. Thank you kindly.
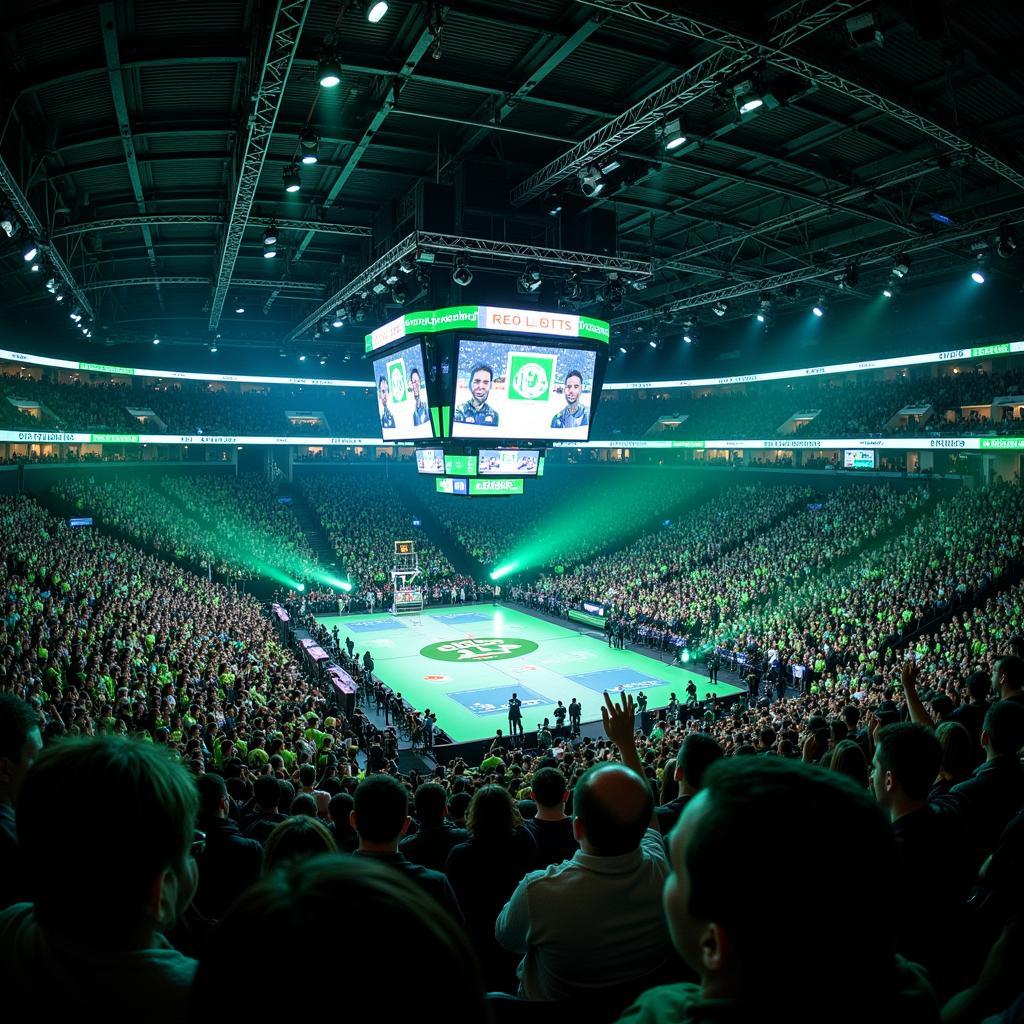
[[507, 354, 554, 401], [387, 358, 408, 403], [420, 637, 539, 662]]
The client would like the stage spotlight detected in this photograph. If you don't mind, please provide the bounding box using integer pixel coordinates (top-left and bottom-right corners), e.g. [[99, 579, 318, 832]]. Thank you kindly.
[[0, 208, 16, 237], [366, 1, 388, 22], [262, 225, 279, 246], [391, 283, 407, 304], [234, 302, 245, 313], [152, 334, 160, 345], [846, 10, 883, 48], [282, 163, 301, 193], [733, 79, 766, 114], [812, 295, 828, 317], [299, 354, 307, 361], [619, 345, 627, 354], [263, 247, 276, 259], [662, 116, 686, 151], [398, 256, 415, 274], [209, 344, 218, 353], [712, 300, 728, 317], [54, 289, 65, 302], [756, 292, 773, 323], [371, 279, 388, 295], [30, 263, 40, 272], [683, 333, 693, 344], [518, 261, 542, 294], [22, 240, 39, 262], [971, 269, 986, 284], [300, 130, 320, 164], [649, 339, 658, 349], [997, 220, 1018, 259], [840, 263, 859, 289], [882, 286, 894, 298], [318, 55, 342, 88], [451, 256, 473, 287], [578, 164, 605, 198], [545, 193, 563, 217], [562, 271, 582, 301], [891, 254, 911, 278]]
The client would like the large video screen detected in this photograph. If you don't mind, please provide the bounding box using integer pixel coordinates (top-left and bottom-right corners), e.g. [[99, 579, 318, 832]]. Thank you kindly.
[[451, 339, 597, 441], [371, 341, 433, 441], [478, 449, 541, 476], [415, 448, 445, 474]]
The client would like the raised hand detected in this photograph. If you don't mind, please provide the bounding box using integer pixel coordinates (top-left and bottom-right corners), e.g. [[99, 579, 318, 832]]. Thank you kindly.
[[601, 690, 636, 750]]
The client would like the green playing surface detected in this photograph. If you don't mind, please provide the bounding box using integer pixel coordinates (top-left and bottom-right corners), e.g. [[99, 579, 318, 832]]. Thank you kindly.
[[316, 605, 742, 743]]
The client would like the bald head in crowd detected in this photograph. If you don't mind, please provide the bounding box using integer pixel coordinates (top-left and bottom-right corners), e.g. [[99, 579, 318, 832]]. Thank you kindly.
[[572, 762, 654, 856]]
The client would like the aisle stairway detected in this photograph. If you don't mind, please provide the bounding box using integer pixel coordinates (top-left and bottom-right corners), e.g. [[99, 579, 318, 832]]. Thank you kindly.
[[286, 488, 339, 572]]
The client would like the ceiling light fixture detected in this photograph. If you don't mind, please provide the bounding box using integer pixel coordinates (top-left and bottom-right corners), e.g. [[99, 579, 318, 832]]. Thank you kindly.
[[451, 256, 473, 287], [282, 163, 301, 193], [317, 55, 342, 88], [300, 129, 320, 165]]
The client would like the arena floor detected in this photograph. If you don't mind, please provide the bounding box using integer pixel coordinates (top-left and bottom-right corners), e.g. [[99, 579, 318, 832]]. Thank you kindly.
[[316, 604, 743, 743]]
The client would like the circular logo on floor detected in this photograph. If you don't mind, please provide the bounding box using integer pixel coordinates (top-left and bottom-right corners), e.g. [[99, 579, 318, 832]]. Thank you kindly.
[[420, 637, 539, 663]]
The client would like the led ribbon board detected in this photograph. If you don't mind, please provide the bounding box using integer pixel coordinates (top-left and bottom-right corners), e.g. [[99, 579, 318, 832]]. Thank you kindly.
[[3, 430, 1022, 450], [601, 341, 1024, 391], [364, 305, 611, 353], [0, 339, 1016, 389]]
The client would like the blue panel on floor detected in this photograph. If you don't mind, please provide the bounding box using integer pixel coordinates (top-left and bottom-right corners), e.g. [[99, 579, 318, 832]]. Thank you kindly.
[[428, 612, 494, 625], [344, 619, 408, 633], [565, 667, 663, 694], [447, 685, 554, 717]]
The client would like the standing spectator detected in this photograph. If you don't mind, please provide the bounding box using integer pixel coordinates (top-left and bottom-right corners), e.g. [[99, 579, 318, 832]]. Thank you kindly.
[[508, 693, 524, 740], [496, 694, 672, 1004], [194, 774, 262, 920], [0, 737, 199, 1019], [568, 698, 582, 738], [351, 774, 462, 924], [523, 767, 578, 868], [446, 785, 539, 991], [656, 733, 723, 835], [0, 694, 42, 909], [619, 758, 937, 1024], [400, 783, 468, 871]]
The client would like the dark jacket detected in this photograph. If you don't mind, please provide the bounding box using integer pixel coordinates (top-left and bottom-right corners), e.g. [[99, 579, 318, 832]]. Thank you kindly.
[[353, 850, 463, 924], [935, 756, 1024, 858], [195, 815, 263, 920], [399, 823, 469, 872]]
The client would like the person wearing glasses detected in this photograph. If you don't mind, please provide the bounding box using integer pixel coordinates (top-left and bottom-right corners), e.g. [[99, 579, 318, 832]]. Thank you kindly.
[[0, 735, 201, 1018]]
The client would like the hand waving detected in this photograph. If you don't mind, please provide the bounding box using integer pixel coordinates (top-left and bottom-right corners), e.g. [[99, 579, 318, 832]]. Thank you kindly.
[[601, 691, 636, 750]]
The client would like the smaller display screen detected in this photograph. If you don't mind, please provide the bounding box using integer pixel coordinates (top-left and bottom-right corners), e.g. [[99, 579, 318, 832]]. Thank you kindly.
[[468, 478, 524, 496], [844, 449, 877, 469], [415, 448, 445, 474], [444, 454, 478, 476], [436, 476, 469, 495], [372, 341, 433, 441], [478, 449, 541, 476]]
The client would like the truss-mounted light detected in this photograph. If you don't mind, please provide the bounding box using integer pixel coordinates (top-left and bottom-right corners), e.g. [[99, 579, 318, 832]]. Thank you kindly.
[[712, 300, 728, 317], [366, 1, 388, 23], [451, 256, 473, 287], [300, 129, 320, 165], [318, 55, 342, 88], [662, 116, 686, 151]]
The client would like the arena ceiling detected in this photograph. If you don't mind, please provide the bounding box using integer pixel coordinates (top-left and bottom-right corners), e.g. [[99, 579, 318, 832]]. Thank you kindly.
[[1, 0, 1023, 362]]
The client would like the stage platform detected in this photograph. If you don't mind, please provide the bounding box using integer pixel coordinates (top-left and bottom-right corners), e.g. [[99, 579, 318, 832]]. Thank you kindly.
[[315, 605, 743, 744]]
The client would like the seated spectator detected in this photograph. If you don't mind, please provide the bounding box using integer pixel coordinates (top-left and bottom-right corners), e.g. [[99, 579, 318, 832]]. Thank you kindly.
[[0, 694, 42, 909], [872, 723, 974, 992], [262, 815, 337, 874], [400, 782, 469, 871], [352, 774, 462, 924], [935, 700, 1024, 859], [327, 791, 358, 853], [619, 757, 939, 1024], [930, 721, 976, 798], [446, 784, 540, 991], [194, 773, 262, 920], [191, 854, 487, 1022], [496, 694, 672, 1004], [241, 775, 288, 844], [0, 736, 199, 1019], [523, 767, 578, 868], [656, 733, 723, 834], [828, 738, 869, 789]]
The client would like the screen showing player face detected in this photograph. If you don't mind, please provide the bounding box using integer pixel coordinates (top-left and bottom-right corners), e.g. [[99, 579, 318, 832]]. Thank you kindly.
[[451, 339, 597, 441], [371, 342, 433, 441]]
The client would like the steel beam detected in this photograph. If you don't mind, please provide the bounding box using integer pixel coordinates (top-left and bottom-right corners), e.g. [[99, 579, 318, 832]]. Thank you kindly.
[[99, 4, 164, 308], [510, 1, 864, 205], [576, 1, 1024, 194], [208, 0, 311, 330], [80, 276, 322, 294], [0, 158, 94, 318], [285, 230, 655, 342], [291, 24, 435, 264], [611, 203, 1024, 326], [50, 214, 372, 240]]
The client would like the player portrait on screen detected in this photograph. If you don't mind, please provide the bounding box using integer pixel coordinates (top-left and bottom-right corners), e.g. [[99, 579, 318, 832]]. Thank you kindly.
[[454, 363, 500, 427], [550, 368, 589, 429], [410, 367, 430, 427], [378, 376, 395, 430]]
